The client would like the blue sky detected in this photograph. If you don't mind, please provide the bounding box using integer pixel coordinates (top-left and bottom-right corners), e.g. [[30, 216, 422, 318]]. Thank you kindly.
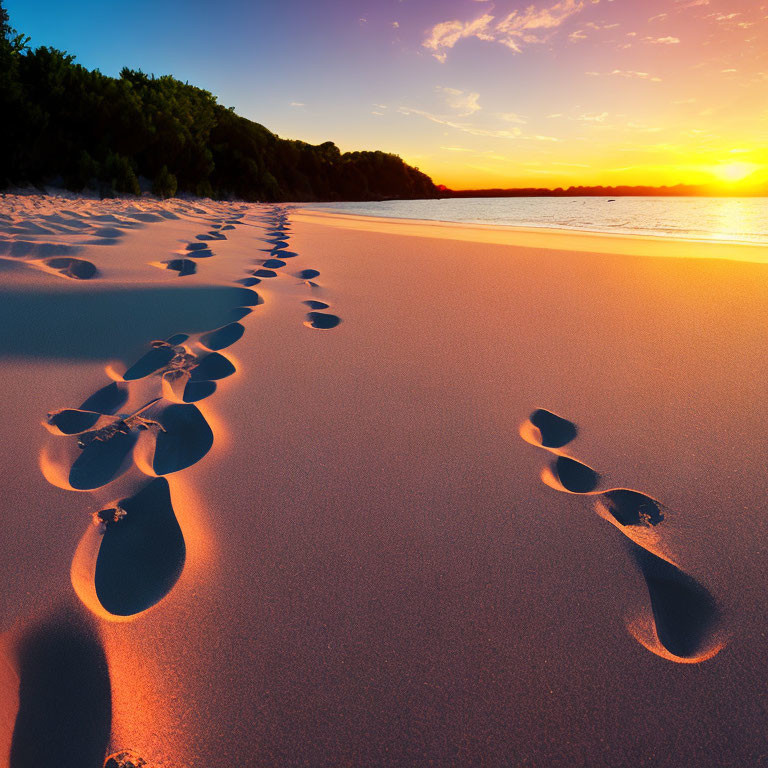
[[7, 0, 767, 188]]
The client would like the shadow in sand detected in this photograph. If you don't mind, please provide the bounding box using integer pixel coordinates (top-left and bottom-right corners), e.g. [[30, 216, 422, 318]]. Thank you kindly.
[[183, 380, 217, 402], [0, 285, 259, 360], [151, 403, 213, 474], [551, 455, 599, 493], [48, 408, 102, 435], [530, 409, 577, 448], [70, 431, 137, 490], [81, 382, 129, 414], [305, 312, 341, 329], [190, 352, 236, 381], [164, 259, 196, 276], [200, 322, 245, 351], [95, 478, 185, 616], [123, 345, 177, 381], [11, 609, 111, 768], [45, 257, 97, 280]]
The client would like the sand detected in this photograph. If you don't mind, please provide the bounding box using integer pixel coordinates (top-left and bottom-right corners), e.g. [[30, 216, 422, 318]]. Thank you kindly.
[[0, 192, 766, 767]]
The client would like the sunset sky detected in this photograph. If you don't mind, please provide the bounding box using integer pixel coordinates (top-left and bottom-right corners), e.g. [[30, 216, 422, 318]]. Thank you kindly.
[[7, 0, 768, 189]]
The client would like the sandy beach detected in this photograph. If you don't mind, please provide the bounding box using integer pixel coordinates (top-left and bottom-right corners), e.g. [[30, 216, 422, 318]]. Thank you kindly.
[[0, 193, 767, 767]]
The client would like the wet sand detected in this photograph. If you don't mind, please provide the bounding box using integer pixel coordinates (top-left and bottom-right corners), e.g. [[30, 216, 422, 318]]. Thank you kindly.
[[0, 194, 767, 767]]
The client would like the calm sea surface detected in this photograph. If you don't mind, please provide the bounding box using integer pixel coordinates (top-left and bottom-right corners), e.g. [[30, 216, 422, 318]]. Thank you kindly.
[[304, 197, 768, 246]]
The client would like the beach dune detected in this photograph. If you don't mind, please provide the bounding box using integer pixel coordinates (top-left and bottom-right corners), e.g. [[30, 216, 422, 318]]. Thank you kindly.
[[0, 194, 766, 767]]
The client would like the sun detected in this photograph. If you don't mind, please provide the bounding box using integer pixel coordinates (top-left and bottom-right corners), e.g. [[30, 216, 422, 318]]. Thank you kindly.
[[712, 162, 760, 183]]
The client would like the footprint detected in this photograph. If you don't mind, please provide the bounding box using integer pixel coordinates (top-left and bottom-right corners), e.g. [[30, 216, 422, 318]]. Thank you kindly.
[[546, 455, 599, 493], [200, 322, 245, 351], [148, 403, 213, 474], [10, 610, 111, 768], [164, 259, 196, 276], [235, 288, 263, 306], [123, 343, 178, 381], [237, 277, 261, 286], [183, 380, 217, 402], [303, 300, 329, 310], [253, 268, 277, 278], [304, 312, 341, 330], [528, 408, 577, 448], [190, 351, 236, 381], [297, 269, 320, 281], [80, 382, 129, 414], [46, 408, 102, 435], [94, 478, 185, 616], [595, 489, 665, 527], [45, 257, 98, 280], [630, 543, 721, 661], [185, 242, 210, 252], [69, 430, 138, 491], [262, 259, 286, 269]]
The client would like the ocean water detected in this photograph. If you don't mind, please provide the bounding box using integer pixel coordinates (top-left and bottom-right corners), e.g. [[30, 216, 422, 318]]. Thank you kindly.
[[304, 197, 768, 245]]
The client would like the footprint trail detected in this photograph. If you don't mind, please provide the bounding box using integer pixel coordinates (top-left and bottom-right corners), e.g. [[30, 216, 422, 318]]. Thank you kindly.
[[520, 407, 725, 663]]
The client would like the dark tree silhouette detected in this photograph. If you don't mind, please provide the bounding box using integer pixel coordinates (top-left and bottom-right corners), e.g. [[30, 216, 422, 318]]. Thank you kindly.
[[0, 1, 438, 201]]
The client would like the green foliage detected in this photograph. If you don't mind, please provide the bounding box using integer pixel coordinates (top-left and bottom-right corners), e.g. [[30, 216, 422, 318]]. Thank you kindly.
[[152, 165, 177, 198], [0, 0, 438, 201], [104, 152, 140, 196]]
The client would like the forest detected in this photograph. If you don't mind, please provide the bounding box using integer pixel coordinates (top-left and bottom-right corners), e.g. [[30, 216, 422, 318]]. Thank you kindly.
[[0, 3, 438, 201]]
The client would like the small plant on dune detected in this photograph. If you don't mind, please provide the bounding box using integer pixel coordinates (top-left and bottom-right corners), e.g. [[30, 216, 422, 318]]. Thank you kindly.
[[93, 503, 128, 528], [76, 404, 166, 449], [104, 752, 148, 768], [152, 165, 178, 198]]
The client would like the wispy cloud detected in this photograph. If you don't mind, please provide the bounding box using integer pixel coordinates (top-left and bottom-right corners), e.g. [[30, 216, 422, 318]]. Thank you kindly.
[[497, 112, 527, 124], [397, 106, 523, 138], [436, 86, 482, 116], [587, 69, 662, 81], [423, 0, 587, 61], [289, 102, 305, 107], [644, 35, 680, 44]]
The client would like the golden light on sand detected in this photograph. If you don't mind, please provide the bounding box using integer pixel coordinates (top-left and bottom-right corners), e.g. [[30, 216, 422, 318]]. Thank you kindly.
[[711, 162, 761, 184]]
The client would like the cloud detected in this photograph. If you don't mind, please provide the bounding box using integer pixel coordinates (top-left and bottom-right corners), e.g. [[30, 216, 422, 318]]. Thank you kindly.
[[587, 69, 662, 81], [423, 0, 587, 61], [437, 86, 482, 116], [423, 14, 495, 62], [397, 106, 522, 138], [392, 21, 400, 29], [497, 112, 527, 124], [577, 112, 609, 122], [644, 36, 680, 44], [289, 102, 305, 107]]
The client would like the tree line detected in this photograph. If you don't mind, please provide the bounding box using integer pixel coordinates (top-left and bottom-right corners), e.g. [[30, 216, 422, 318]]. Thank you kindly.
[[0, 2, 438, 201]]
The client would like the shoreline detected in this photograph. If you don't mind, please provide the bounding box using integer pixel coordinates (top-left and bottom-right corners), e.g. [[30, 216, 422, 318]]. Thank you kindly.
[[294, 208, 768, 261]]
